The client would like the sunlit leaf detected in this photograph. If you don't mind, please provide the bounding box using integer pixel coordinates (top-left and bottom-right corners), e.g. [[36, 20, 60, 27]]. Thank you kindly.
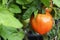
[[53, 0, 60, 7], [0, 7, 23, 28], [2, 0, 8, 5], [8, 31, 24, 40], [1, 25, 24, 40]]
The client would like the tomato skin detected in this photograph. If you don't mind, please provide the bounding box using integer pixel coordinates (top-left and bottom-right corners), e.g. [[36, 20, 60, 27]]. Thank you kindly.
[[30, 12, 53, 35]]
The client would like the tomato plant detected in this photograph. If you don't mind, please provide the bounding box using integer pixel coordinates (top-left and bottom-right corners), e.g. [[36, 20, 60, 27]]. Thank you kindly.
[[0, 0, 60, 40], [30, 8, 53, 35]]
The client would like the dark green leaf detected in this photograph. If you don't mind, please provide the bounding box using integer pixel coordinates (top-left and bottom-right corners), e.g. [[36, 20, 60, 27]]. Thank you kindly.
[[58, 21, 60, 40], [47, 23, 57, 39], [41, 0, 50, 7], [0, 0, 2, 5], [22, 6, 37, 20], [53, 8, 60, 20]]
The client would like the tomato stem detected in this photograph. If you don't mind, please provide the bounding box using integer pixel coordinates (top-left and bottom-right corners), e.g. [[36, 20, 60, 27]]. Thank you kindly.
[[43, 35, 48, 40], [50, 0, 53, 8]]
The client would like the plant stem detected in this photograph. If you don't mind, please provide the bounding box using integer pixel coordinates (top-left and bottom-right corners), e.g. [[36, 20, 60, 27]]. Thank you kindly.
[[43, 35, 48, 40], [6, 0, 13, 8]]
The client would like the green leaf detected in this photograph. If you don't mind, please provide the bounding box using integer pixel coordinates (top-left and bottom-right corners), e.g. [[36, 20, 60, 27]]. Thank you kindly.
[[0, 25, 2, 35], [0, 6, 14, 15], [22, 6, 37, 20], [8, 31, 24, 40], [1, 25, 24, 40], [0, 0, 2, 5], [47, 23, 57, 39], [53, 7, 60, 20], [0, 7, 23, 28], [41, 0, 50, 7], [22, 5, 27, 9], [58, 21, 60, 40], [53, 0, 60, 7], [34, 10, 38, 18], [2, 0, 8, 5], [9, 4, 21, 13], [1, 25, 17, 39], [16, 0, 34, 5]]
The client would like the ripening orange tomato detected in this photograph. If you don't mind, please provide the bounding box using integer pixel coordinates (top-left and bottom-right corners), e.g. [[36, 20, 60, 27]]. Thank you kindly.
[[30, 8, 53, 35]]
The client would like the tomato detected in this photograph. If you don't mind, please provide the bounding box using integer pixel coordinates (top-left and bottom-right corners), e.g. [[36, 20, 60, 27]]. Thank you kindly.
[[30, 8, 53, 35]]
